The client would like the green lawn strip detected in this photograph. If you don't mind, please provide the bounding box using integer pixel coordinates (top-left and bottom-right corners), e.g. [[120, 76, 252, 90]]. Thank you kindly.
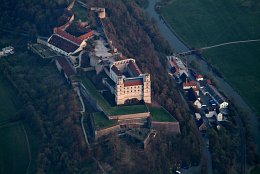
[[0, 76, 20, 123], [149, 106, 176, 122], [93, 112, 117, 130], [81, 77, 111, 111], [0, 123, 29, 174], [110, 105, 147, 115], [161, 0, 260, 114]]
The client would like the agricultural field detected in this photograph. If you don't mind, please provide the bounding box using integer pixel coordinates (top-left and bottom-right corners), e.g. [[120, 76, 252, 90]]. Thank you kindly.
[[0, 76, 29, 174], [0, 124, 29, 174], [161, 0, 260, 114], [0, 76, 18, 123]]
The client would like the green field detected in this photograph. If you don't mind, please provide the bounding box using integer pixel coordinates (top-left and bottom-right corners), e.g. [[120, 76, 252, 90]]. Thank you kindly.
[[161, 0, 260, 114], [0, 123, 29, 174], [93, 112, 118, 130], [149, 106, 177, 122], [0, 76, 29, 174], [0, 76, 19, 122], [81, 76, 148, 116], [250, 167, 260, 174]]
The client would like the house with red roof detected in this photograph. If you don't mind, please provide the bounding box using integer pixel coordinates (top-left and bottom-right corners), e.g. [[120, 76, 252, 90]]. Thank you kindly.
[[196, 74, 204, 81], [47, 28, 94, 56], [183, 80, 199, 95]]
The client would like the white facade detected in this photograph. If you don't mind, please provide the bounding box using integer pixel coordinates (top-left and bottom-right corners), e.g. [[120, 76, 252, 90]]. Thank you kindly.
[[220, 101, 229, 109], [106, 59, 151, 105], [47, 43, 69, 56], [194, 100, 202, 109]]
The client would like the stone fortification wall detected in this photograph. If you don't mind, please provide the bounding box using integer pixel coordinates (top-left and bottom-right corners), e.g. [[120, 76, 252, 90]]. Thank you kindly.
[[80, 83, 104, 112], [109, 112, 150, 120], [151, 122, 180, 134], [95, 125, 121, 139]]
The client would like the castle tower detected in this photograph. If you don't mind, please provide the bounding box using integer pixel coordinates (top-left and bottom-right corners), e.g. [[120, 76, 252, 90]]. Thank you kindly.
[[115, 77, 125, 105], [143, 74, 151, 103]]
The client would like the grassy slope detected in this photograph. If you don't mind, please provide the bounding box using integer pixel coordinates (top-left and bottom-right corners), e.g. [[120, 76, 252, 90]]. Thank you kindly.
[[93, 112, 117, 130], [149, 106, 177, 122], [0, 76, 29, 174], [0, 76, 19, 122], [161, 0, 260, 114], [0, 123, 28, 174]]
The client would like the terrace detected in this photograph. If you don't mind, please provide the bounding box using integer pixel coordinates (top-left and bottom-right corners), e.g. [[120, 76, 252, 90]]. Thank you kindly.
[[92, 112, 117, 130], [148, 106, 177, 122]]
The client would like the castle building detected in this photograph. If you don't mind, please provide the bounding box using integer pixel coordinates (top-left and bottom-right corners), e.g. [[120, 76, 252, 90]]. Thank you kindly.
[[104, 58, 151, 105]]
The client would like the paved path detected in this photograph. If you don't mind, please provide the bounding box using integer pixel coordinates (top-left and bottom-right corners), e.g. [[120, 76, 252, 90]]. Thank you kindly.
[[179, 39, 260, 55]]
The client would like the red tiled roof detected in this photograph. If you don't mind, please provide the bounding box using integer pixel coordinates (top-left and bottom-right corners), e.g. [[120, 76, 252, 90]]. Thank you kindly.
[[56, 56, 76, 77], [197, 74, 203, 79], [128, 60, 142, 77], [48, 34, 79, 53], [183, 80, 197, 87], [79, 30, 94, 40], [111, 65, 122, 76], [124, 79, 143, 87], [54, 28, 83, 45]]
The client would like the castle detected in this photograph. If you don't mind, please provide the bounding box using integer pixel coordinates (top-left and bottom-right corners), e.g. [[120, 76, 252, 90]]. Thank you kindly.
[[105, 58, 151, 105]]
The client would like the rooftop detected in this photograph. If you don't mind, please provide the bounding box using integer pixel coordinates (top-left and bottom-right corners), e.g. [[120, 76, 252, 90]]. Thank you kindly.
[[206, 84, 226, 104], [54, 27, 83, 46], [187, 88, 198, 102], [128, 60, 141, 77], [56, 56, 76, 77], [79, 30, 94, 40], [124, 78, 143, 87], [48, 34, 79, 53], [183, 80, 197, 87], [111, 65, 122, 76]]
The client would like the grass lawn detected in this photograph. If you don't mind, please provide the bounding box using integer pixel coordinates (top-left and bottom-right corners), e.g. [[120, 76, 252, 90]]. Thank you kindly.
[[93, 112, 117, 130], [0, 75, 30, 174], [149, 106, 177, 122], [0, 76, 20, 123], [81, 76, 148, 116], [161, 0, 260, 114], [0, 123, 29, 174]]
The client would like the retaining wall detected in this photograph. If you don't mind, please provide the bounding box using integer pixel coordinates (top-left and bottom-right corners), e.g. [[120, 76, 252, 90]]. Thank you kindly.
[[95, 125, 121, 139], [151, 121, 180, 134], [109, 112, 150, 120]]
